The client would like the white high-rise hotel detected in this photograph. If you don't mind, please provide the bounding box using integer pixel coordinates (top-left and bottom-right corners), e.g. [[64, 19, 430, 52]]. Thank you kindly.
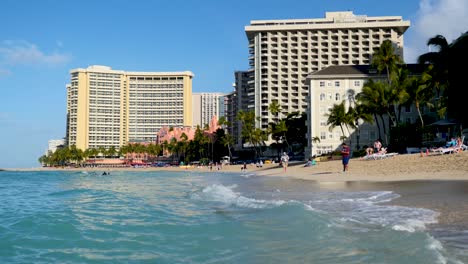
[[245, 11, 410, 129], [192, 93, 224, 128]]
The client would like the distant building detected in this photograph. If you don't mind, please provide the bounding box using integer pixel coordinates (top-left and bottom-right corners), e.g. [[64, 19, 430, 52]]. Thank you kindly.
[[224, 91, 239, 148], [245, 11, 410, 130], [229, 71, 251, 149], [46, 139, 65, 154], [66, 65, 194, 150], [192, 92, 224, 128], [305, 64, 424, 157]]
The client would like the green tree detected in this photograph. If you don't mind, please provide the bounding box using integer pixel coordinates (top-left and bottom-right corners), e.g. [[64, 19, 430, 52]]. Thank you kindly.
[[404, 73, 434, 127], [218, 116, 233, 159], [107, 146, 117, 158], [372, 39, 402, 84], [220, 133, 234, 160], [326, 102, 351, 142], [357, 79, 389, 142], [237, 110, 261, 157], [372, 40, 404, 128], [268, 100, 281, 123]]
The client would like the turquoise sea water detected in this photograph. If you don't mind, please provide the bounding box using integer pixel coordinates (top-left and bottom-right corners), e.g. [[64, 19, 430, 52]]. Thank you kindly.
[[0, 170, 466, 263]]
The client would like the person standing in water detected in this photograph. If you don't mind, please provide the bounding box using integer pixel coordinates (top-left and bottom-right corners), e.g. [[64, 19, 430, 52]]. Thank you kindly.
[[341, 142, 350, 172]]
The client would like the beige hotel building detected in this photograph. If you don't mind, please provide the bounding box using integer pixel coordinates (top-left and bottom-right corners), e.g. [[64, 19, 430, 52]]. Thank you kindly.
[[66, 65, 194, 151], [245, 11, 410, 130]]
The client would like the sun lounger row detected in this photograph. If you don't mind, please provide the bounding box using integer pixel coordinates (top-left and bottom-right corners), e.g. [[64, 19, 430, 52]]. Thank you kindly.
[[429, 144, 468, 155], [363, 152, 399, 160]]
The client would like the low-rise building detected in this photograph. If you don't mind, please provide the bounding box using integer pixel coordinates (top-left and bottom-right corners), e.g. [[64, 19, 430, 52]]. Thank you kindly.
[[305, 64, 424, 157]]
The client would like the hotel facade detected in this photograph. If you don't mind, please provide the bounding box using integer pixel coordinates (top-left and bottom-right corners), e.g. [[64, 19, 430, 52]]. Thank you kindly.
[[305, 64, 423, 157], [66, 65, 193, 151], [245, 11, 410, 130], [192, 92, 224, 128]]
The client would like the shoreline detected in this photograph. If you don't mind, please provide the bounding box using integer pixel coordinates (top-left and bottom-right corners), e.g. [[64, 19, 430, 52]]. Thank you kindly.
[[3, 152, 468, 228], [5, 152, 468, 182]]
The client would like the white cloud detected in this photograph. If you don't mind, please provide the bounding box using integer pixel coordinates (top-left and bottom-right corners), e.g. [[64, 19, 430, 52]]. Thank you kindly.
[[0, 40, 71, 66], [404, 0, 468, 62]]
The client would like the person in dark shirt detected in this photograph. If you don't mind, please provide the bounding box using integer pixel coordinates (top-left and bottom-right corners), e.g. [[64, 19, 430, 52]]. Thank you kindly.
[[341, 143, 350, 172]]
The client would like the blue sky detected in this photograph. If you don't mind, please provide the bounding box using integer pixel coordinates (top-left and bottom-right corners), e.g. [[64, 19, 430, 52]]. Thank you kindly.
[[1, 0, 467, 168]]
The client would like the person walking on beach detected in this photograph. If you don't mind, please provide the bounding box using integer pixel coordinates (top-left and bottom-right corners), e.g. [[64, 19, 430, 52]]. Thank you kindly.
[[341, 143, 350, 172], [281, 152, 289, 173]]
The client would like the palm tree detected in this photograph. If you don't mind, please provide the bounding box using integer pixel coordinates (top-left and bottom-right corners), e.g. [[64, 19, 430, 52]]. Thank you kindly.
[[418, 35, 449, 68], [348, 104, 373, 150], [357, 79, 389, 143], [326, 102, 351, 141], [89, 148, 99, 159], [97, 146, 107, 158], [107, 146, 117, 158], [268, 101, 281, 123], [178, 133, 189, 163], [218, 116, 233, 159], [390, 66, 413, 124], [169, 137, 179, 163], [221, 133, 234, 160], [371, 39, 402, 84], [418, 34, 450, 118], [404, 73, 434, 127], [237, 110, 260, 156], [372, 40, 405, 129]]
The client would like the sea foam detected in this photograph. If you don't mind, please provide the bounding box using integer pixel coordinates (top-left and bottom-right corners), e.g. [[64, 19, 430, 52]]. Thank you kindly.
[[192, 184, 285, 209]]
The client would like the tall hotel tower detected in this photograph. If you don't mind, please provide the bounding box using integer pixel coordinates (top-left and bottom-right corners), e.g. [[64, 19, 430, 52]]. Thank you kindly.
[[66, 65, 193, 150], [192, 92, 225, 128], [245, 11, 410, 129]]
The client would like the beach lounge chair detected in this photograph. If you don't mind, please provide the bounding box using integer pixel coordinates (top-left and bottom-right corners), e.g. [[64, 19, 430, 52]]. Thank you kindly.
[[430, 137, 465, 155], [362, 151, 398, 160]]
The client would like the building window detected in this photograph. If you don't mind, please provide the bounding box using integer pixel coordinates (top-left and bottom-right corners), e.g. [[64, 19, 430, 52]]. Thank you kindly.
[[320, 107, 326, 114], [320, 81, 325, 87], [328, 133, 333, 139], [354, 80, 360, 87], [327, 81, 332, 87], [406, 118, 412, 124], [328, 93, 332, 100], [320, 93, 325, 101], [320, 118, 327, 126], [335, 81, 340, 87], [369, 131, 376, 140], [320, 132, 326, 140], [335, 93, 341, 101], [405, 106, 411, 112]]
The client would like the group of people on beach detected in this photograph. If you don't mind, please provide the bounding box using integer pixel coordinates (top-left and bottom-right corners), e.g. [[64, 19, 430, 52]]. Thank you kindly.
[[430, 136, 465, 153], [365, 139, 386, 156]]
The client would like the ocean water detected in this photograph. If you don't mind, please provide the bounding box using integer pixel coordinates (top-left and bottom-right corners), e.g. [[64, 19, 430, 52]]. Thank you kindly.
[[0, 170, 466, 264]]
